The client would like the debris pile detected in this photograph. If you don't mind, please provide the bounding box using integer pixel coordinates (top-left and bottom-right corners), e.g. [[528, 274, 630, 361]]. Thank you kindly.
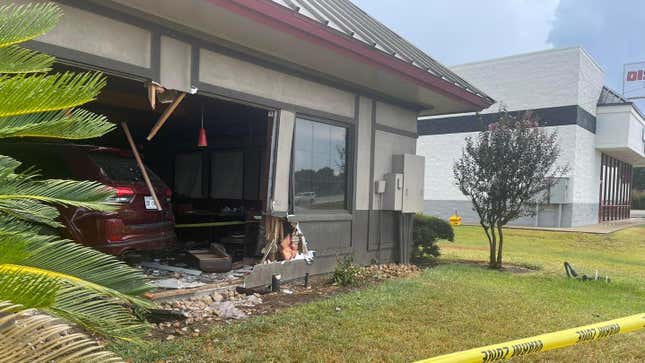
[[141, 260, 254, 289], [150, 263, 423, 340], [155, 288, 264, 338], [356, 263, 421, 281]]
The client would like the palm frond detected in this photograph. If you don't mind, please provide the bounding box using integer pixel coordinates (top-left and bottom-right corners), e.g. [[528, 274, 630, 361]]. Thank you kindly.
[[0, 3, 62, 48], [0, 233, 152, 303], [0, 71, 106, 118], [0, 198, 61, 227], [0, 108, 114, 139], [0, 264, 153, 310], [0, 267, 58, 308], [0, 302, 124, 363], [0, 213, 41, 234], [0, 45, 54, 73], [0, 244, 150, 342], [0, 178, 116, 210], [0, 155, 116, 225], [23, 237, 153, 295], [0, 151, 20, 171], [50, 285, 151, 342]]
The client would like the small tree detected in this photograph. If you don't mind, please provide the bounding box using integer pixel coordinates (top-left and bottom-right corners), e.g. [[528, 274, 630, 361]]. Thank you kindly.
[[453, 111, 566, 269]]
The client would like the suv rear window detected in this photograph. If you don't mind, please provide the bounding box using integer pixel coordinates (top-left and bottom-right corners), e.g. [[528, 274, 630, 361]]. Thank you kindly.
[[90, 153, 161, 184]]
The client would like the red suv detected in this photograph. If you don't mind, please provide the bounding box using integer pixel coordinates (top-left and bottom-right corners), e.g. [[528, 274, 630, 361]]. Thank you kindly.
[[0, 142, 176, 256]]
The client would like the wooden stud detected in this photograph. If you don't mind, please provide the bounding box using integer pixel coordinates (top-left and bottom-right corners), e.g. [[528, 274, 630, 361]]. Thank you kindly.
[[146, 91, 187, 141], [147, 82, 157, 110], [122, 122, 162, 211]]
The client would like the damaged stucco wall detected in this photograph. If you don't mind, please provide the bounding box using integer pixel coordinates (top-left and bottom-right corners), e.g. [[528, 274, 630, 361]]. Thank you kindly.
[[26, 0, 420, 273]]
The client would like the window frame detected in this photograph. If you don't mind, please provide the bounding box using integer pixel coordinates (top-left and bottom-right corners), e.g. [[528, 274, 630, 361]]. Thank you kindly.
[[290, 114, 354, 214]]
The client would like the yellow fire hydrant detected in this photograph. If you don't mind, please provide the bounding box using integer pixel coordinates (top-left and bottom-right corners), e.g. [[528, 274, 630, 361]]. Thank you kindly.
[[449, 212, 462, 226]]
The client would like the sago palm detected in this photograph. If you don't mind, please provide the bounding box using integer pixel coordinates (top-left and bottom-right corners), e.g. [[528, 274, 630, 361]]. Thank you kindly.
[[0, 3, 154, 361]]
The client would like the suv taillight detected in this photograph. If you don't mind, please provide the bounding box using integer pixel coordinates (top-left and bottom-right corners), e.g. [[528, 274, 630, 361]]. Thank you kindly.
[[107, 186, 135, 204], [104, 218, 124, 242]]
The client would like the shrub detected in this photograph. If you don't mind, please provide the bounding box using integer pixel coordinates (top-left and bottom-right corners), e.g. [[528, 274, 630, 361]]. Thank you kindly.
[[412, 214, 454, 260], [331, 255, 361, 286]]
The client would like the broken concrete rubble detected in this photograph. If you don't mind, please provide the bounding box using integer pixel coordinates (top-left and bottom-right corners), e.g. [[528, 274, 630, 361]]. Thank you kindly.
[[141, 261, 202, 276], [149, 278, 205, 289], [141, 263, 253, 286], [155, 288, 262, 329], [212, 301, 246, 320]]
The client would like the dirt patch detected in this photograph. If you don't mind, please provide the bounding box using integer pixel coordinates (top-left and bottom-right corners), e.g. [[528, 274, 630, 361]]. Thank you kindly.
[[438, 259, 539, 274], [441, 244, 489, 252]]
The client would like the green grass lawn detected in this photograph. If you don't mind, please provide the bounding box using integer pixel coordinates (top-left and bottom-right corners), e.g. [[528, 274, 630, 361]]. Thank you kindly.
[[113, 225, 645, 362]]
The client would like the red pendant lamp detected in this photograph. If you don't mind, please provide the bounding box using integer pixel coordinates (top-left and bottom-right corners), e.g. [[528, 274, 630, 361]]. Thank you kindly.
[[197, 103, 208, 147]]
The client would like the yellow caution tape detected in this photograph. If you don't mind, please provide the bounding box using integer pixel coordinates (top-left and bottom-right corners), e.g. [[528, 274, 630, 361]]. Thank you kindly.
[[415, 313, 645, 363]]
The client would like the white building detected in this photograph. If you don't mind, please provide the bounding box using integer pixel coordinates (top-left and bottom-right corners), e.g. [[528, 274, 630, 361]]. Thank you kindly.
[[417, 48, 645, 227]]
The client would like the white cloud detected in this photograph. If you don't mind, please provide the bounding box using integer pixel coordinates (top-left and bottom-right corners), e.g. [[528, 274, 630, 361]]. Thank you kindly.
[[352, 0, 560, 66]]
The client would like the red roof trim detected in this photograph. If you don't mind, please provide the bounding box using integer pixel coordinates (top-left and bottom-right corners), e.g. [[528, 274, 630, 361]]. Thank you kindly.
[[205, 0, 493, 109]]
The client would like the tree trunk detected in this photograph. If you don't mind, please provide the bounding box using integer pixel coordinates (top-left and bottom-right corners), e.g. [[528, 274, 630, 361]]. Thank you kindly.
[[481, 224, 496, 268], [488, 224, 498, 268], [496, 225, 504, 269]]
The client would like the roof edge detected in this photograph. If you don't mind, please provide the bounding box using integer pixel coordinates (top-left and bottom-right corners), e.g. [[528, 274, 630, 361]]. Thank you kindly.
[[205, 0, 494, 110]]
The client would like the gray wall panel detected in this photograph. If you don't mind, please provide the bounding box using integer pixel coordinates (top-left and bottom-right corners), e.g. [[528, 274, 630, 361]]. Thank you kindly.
[[354, 97, 373, 210], [299, 220, 352, 257], [272, 110, 295, 213], [160, 36, 192, 92], [367, 211, 398, 251], [571, 203, 599, 226], [30, 2, 152, 68]]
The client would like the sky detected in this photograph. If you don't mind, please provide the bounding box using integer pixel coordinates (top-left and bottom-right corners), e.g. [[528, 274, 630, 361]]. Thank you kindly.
[[352, 0, 645, 102]]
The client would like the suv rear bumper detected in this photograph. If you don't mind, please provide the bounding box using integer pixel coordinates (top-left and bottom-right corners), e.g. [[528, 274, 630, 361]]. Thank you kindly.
[[94, 232, 177, 256]]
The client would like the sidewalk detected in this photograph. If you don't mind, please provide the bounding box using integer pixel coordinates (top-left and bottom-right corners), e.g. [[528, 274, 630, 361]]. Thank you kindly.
[[501, 215, 645, 234], [631, 209, 645, 219]]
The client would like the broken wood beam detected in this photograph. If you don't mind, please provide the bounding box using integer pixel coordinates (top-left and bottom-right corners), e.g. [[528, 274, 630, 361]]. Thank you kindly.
[[121, 122, 162, 211], [147, 82, 156, 110], [146, 91, 186, 141]]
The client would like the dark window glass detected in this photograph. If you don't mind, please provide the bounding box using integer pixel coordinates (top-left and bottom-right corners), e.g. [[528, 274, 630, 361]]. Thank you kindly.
[[293, 118, 347, 211], [174, 152, 203, 198], [0, 144, 73, 179], [210, 151, 244, 199], [90, 153, 162, 184]]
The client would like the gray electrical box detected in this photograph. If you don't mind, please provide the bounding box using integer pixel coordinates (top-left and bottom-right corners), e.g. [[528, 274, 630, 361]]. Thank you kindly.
[[382, 173, 403, 211], [392, 154, 425, 213]]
